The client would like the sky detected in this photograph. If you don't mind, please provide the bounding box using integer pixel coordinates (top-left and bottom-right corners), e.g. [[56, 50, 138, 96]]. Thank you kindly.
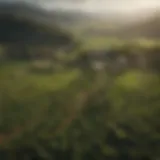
[[0, 0, 159, 15], [40, 0, 160, 14]]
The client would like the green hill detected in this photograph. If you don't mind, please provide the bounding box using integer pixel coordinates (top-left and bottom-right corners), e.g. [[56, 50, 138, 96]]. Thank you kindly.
[[117, 13, 160, 39]]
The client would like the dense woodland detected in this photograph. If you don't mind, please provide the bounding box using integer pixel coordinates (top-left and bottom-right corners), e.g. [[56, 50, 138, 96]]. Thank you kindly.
[[0, 1, 160, 160]]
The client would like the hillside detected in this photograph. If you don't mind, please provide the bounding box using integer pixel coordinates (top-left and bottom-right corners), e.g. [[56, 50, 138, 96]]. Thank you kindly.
[[0, 1, 75, 46], [57, 9, 160, 40], [0, 1, 78, 61], [117, 13, 160, 39]]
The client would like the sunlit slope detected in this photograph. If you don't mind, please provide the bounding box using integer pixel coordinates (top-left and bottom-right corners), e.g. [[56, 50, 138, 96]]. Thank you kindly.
[[117, 13, 160, 39]]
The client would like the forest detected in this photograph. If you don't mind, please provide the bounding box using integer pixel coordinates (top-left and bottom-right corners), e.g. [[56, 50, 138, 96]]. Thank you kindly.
[[0, 0, 159, 159]]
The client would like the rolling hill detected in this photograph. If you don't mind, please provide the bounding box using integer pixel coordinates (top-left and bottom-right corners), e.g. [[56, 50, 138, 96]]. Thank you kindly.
[[0, 1, 75, 46], [116, 12, 160, 39]]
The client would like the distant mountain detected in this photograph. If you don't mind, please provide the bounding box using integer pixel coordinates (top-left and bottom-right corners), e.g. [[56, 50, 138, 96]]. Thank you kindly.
[[51, 8, 160, 40], [116, 12, 160, 39], [49, 10, 95, 26]]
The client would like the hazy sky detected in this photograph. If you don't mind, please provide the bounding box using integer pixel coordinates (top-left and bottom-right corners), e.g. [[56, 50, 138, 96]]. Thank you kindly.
[[40, 0, 160, 14], [1, 0, 159, 15]]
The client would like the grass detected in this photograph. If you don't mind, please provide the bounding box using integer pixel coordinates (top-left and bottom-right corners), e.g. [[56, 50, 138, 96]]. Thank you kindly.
[[0, 62, 81, 92], [77, 36, 160, 51], [68, 24, 160, 51], [29, 69, 81, 91], [0, 40, 160, 159]]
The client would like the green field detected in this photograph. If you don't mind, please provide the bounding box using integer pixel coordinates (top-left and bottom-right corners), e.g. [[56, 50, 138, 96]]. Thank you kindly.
[[0, 39, 160, 159]]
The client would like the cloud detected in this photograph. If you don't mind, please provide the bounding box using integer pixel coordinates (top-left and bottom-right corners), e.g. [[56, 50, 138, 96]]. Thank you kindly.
[[40, 0, 160, 14]]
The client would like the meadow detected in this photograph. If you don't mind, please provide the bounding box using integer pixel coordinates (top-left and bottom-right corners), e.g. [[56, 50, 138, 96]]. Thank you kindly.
[[0, 35, 160, 160]]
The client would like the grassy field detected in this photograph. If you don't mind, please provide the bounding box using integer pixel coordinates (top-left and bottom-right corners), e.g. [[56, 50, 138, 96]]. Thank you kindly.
[[0, 38, 160, 159]]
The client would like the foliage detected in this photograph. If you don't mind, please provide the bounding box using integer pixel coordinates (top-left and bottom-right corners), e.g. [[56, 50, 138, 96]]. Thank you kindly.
[[0, 42, 160, 160]]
